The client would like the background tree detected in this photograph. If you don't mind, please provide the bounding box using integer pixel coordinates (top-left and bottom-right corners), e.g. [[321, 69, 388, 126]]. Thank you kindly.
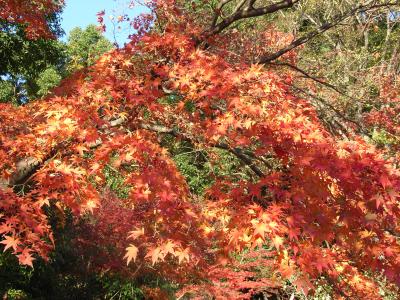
[[0, 22, 113, 104], [0, 16, 66, 104], [66, 24, 113, 72]]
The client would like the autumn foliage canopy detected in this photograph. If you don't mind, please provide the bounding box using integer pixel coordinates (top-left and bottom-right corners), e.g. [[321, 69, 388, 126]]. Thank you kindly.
[[0, 0, 63, 38], [1, 0, 400, 299]]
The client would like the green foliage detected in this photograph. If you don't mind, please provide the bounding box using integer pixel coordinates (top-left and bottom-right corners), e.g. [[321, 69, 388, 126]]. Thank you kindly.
[[66, 25, 113, 72], [173, 147, 213, 194], [102, 277, 144, 300], [5, 289, 28, 300], [0, 80, 14, 103], [0, 23, 112, 103], [0, 15, 66, 103], [0, 206, 145, 300], [0, 252, 32, 299], [103, 164, 132, 199], [36, 67, 62, 97], [371, 128, 397, 148], [164, 136, 248, 194]]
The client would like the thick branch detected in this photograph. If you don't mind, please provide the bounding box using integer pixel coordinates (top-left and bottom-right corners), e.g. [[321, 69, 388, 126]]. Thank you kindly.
[[209, 0, 300, 35], [0, 118, 127, 190], [211, 0, 235, 28], [0, 158, 40, 190], [216, 143, 265, 177]]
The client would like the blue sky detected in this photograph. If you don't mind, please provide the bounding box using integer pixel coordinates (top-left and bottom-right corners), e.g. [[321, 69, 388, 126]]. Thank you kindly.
[[61, 0, 147, 46]]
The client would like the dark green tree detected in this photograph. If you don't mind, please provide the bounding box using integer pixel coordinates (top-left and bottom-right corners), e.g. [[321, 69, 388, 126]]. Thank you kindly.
[[0, 22, 114, 104], [0, 13, 66, 104]]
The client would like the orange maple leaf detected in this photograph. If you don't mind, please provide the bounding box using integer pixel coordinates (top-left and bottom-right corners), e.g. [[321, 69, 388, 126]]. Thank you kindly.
[[17, 248, 35, 267], [0, 235, 19, 252], [253, 222, 268, 239]]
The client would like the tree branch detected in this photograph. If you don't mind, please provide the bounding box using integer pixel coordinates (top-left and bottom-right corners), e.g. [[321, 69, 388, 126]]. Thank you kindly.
[[268, 61, 372, 107], [0, 117, 128, 190], [211, 0, 236, 28], [138, 123, 265, 177], [0, 120, 266, 191], [258, 1, 400, 63], [215, 143, 265, 177], [269, 62, 345, 94], [208, 0, 300, 35], [290, 84, 371, 138]]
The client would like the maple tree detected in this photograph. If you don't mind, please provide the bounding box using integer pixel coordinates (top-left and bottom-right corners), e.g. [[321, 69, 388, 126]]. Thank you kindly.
[[1, 0, 400, 299], [0, 0, 64, 39]]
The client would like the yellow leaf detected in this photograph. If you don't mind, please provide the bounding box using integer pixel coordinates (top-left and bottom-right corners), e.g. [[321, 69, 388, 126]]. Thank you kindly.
[[145, 247, 162, 265], [124, 244, 138, 265], [128, 228, 144, 240], [176, 247, 190, 264], [272, 235, 284, 250]]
